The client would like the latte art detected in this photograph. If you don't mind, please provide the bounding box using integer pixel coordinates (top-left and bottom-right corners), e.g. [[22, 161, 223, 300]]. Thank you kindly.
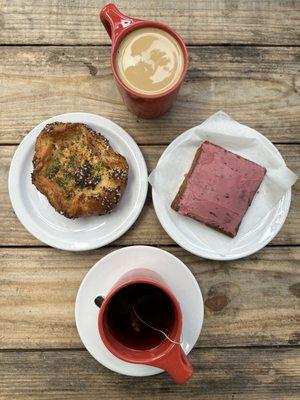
[[116, 28, 184, 95]]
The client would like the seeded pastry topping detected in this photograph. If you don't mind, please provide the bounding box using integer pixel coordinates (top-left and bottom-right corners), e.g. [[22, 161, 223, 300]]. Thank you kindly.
[[32, 122, 129, 218]]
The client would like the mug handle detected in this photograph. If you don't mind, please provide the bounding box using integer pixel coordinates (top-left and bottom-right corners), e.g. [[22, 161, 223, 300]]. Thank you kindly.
[[94, 296, 104, 308], [152, 345, 193, 384], [100, 3, 142, 42]]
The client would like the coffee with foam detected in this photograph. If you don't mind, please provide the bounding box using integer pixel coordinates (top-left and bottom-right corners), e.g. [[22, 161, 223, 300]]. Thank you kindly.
[[116, 27, 184, 95]]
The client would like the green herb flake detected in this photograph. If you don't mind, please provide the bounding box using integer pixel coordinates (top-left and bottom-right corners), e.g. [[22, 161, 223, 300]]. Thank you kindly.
[[47, 162, 60, 179], [68, 155, 77, 169], [63, 172, 73, 180], [94, 163, 111, 172], [55, 177, 67, 189]]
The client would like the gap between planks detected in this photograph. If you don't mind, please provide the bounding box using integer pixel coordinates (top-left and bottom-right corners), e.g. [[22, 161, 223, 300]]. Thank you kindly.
[[1, 344, 300, 353], [0, 43, 300, 48], [1, 142, 300, 147], [0, 244, 299, 249]]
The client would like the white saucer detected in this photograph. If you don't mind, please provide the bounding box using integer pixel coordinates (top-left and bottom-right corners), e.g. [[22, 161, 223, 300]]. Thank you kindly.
[[152, 127, 291, 261], [75, 246, 204, 377], [8, 113, 148, 251]]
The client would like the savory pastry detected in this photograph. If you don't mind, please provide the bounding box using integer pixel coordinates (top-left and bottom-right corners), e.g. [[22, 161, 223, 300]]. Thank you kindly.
[[171, 141, 266, 237], [32, 122, 128, 218]]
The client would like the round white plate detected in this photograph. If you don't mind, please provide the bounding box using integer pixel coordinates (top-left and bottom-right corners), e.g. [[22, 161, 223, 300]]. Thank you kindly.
[[8, 113, 148, 251], [152, 127, 291, 261], [75, 246, 204, 377]]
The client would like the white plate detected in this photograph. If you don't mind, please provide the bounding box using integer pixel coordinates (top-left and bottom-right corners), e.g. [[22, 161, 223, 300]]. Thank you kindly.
[[75, 246, 204, 377], [152, 127, 291, 260], [8, 113, 148, 251]]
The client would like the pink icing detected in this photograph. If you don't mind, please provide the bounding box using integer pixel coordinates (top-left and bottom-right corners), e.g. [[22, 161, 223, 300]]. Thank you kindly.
[[177, 142, 266, 237]]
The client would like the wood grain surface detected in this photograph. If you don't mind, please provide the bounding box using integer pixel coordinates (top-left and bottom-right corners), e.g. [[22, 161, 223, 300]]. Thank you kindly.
[[1, 145, 299, 246], [0, 46, 299, 145], [1, 348, 299, 400], [1, 0, 299, 45], [1, 1, 300, 398], [0, 246, 299, 349]]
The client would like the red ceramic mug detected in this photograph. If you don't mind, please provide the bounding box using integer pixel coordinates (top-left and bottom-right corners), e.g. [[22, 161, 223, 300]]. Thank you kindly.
[[99, 4, 188, 119], [96, 268, 193, 384]]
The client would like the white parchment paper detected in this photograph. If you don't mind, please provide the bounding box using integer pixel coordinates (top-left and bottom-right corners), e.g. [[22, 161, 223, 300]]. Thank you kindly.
[[149, 111, 298, 256]]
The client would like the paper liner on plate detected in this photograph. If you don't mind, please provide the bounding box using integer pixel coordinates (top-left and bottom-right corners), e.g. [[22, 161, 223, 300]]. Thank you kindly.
[[149, 111, 298, 257]]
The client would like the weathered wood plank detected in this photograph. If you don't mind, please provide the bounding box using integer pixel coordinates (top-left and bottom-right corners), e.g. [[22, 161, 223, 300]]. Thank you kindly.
[[0, 348, 299, 399], [0, 46, 299, 145], [0, 0, 299, 45], [0, 246, 299, 349], [1, 145, 299, 247]]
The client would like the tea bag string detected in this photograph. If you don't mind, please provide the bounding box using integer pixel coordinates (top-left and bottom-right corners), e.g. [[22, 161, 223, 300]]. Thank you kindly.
[[132, 305, 182, 345]]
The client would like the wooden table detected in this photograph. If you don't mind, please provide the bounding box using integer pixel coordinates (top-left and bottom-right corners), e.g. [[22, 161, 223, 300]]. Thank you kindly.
[[0, 1, 299, 398]]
